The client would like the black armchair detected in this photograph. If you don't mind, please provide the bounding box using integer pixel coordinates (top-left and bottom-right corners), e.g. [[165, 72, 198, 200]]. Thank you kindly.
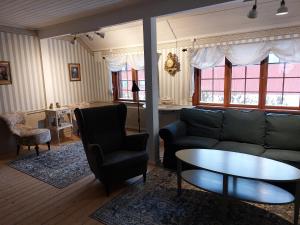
[[74, 103, 149, 195]]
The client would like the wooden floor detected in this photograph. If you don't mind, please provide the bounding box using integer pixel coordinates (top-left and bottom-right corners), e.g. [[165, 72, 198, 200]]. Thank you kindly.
[[0, 136, 156, 225]]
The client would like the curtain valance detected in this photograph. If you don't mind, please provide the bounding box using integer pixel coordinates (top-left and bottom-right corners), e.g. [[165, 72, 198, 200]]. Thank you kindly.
[[191, 38, 300, 69]]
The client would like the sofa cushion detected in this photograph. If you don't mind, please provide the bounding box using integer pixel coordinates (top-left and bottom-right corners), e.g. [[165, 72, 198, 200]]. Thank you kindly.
[[180, 108, 223, 139], [172, 136, 219, 149], [265, 113, 300, 151], [221, 109, 265, 145], [214, 141, 265, 156], [262, 149, 300, 168]]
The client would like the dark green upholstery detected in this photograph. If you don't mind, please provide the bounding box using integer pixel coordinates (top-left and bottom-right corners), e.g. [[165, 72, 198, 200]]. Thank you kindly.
[[74, 104, 149, 196], [214, 141, 265, 156], [180, 108, 223, 139], [262, 149, 300, 168], [221, 109, 265, 145], [265, 113, 300, 151]]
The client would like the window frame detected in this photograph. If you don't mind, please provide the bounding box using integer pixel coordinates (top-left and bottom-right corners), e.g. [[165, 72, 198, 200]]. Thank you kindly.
[[193, 56, 300, 112], [112, 69, 145, 103]]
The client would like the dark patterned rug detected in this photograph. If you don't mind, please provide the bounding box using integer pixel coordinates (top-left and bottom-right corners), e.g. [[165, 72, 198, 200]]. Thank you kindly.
[[91, 168, 295, 225], [9, 141, 91, 188]]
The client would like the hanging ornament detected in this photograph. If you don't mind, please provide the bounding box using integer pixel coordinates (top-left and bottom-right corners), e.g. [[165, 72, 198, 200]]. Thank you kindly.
[[164, 52, 180, 76]]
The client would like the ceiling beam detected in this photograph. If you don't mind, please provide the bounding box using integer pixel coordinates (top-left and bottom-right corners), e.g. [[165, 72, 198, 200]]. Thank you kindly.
[[38, 0, 233, 39], [0, 25, 37, 36]]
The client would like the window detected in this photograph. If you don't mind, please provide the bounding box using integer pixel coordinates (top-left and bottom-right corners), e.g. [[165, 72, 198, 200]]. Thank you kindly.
[[266, 53, 300, 107], [199, 58, 225, 104], [112, 66, 145, 102], [137, 70, 146, 101], [118, 66, 133, 100], [231, 64, 260, 105], [193, 54, 300, 111]]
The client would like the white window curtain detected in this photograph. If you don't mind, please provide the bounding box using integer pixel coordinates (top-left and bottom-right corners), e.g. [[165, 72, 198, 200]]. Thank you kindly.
[[191, 38, 300, 69], [271, 38, 300, 62], [191, 46, 224, 69], [189, 38, 300, 98], [223, 42, 271, 65]]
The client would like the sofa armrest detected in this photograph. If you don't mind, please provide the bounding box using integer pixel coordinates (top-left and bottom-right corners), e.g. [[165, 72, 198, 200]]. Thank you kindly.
[[159, 120, 186, 143], [124, 133, 149, 151]]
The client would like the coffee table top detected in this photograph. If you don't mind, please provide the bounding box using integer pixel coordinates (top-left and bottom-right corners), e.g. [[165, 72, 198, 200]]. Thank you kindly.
[[176, 149, 300, 182]]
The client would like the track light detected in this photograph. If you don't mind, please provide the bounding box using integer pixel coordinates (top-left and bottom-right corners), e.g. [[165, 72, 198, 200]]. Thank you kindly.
[[95, 32, 105, 38], [276, 0, 288, 16], [86, 34, 93, 41], [247, 0, 257, 19]]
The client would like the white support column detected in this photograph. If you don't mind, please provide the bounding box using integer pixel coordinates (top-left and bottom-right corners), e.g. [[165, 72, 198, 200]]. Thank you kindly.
[[143, 17, 160, 164]]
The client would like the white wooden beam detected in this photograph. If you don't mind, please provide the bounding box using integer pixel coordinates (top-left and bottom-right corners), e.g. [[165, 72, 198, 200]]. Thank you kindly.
[[39, 0, 233, 39], [143, 16, 160, 164]]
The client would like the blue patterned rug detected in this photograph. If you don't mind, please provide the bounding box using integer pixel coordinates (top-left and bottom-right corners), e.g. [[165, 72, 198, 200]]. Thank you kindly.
[[9, 141, 91, 188], [91, 168, 294, 225]]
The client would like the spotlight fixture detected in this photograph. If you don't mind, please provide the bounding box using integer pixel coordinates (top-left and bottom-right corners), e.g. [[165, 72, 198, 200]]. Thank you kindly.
[[247, 0, 257, 19], [276, 0, 288, 16], [85, 34, 93, 41], [95, 31, 105, 38]]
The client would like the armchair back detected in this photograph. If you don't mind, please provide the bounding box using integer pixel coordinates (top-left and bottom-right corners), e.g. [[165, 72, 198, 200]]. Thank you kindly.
[[74, 104, 127, 154]]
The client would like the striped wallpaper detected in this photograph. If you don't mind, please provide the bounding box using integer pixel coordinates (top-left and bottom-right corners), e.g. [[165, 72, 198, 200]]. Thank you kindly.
[[0, 32, 45, 113], [40, 38, 110, 107], [158, 47, 192, 105]]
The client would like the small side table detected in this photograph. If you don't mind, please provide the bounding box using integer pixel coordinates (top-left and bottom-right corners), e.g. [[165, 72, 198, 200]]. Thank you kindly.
[[45, 108, 73, 144]]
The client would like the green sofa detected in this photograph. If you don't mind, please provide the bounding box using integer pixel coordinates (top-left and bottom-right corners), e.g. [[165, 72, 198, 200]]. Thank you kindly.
[[159, 108, 300, 170]]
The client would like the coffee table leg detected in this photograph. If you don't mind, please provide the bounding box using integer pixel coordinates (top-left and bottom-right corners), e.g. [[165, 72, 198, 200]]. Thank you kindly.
[[294, 181, 300, 225], [221, 175, 229, 224], [177, 159, 182, 196]]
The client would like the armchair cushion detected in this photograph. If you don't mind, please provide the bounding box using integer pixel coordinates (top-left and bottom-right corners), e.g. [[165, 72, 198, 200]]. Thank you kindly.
[[103, 150, 148, 168], [124, 133, 149, 151]]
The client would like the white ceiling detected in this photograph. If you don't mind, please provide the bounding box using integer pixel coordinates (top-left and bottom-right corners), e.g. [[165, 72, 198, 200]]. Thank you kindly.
[[0, 0, 144, 29], [77, 0, 300, 51]]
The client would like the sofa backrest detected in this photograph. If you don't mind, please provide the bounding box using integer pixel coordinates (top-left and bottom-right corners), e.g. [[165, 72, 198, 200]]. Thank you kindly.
[[180, 108, 223, 139], [221, 109, 265, 145], [265, 113, 300, 150]]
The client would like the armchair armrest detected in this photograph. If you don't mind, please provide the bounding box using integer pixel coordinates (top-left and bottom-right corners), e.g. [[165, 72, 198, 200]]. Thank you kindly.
[[124, 133, 149, 151], [87, 144, 105, 166], [159, 120, 186, 144]]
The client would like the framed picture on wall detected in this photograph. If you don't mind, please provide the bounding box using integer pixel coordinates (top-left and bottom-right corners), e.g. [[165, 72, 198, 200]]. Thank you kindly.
[[0, 61, 12, 85], [68, 63, 81, 81]]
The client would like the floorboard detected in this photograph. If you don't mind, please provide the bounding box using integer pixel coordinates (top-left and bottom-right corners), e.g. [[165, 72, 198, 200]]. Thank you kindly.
[[0, 135, 157, 225]]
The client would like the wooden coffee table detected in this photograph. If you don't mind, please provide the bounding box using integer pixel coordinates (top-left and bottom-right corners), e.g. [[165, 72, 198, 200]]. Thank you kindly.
[[176, 149, 300, 225]]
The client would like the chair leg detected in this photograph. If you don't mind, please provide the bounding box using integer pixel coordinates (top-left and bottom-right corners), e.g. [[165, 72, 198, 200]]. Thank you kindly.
[[17, 145, 20, 155], [35, 145, 39, 156], [47, 141, 51, 151], [143, 171, 147, 183]]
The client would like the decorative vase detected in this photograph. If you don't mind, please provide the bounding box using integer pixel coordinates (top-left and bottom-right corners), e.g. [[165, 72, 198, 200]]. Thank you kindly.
[[56, 102, 61, 108], [49, 103, 53, 109]]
